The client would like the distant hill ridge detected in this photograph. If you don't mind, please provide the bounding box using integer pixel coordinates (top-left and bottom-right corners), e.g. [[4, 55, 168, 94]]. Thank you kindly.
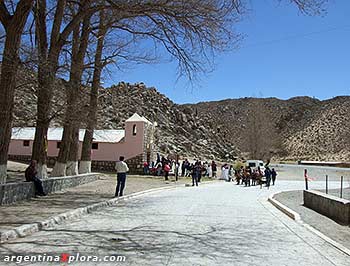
[[13, 75, 350, 161]]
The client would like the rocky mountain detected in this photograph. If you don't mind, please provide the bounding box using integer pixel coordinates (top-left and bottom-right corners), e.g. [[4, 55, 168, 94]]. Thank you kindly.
[[14, 80, 237, 160], [13, 77, 350, 161], [182, 96, 350, 161], [95, 82, 238, 160]]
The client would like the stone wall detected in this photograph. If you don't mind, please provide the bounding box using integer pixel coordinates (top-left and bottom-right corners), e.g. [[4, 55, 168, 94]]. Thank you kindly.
[[9, 154, 145, 174], [91, 160, 115, 172], [8, 154, 32, 164], [8, 155, 57, 167], [0, 173, 100, 205], [90, 154, 144, 174], [125, 154, 144, 175], [303, 190, 350, 225]]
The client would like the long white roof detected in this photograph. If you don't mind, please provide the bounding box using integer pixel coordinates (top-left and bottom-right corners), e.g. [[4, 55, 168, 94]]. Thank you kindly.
[[11, 128, 125, 143]]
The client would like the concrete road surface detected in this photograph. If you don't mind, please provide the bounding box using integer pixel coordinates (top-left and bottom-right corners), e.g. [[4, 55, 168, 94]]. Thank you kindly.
[[0, 181, 349, 266]]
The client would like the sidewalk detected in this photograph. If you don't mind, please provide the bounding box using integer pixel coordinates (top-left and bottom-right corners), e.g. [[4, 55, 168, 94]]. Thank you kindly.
[[0, 174, 194, 237], [273, 190, 350, 250]]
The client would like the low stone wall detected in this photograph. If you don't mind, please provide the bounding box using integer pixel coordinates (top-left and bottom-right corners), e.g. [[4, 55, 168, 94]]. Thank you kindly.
[[91, 160, 115, 172], [9, 154, 144, 174], [126, 154, 144, 175], [91, 154, 144, 174], [303, 190, 350, 225], [8, 155, 56, 167], [0, 173, 100, 205]]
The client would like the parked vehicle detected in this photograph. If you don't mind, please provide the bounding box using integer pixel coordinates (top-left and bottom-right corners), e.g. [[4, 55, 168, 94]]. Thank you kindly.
[[246, 160, 265, 173]]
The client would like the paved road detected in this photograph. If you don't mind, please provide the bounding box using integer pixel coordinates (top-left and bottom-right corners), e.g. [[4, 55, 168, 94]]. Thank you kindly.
[[272, 164, 350, 182], [0, 181, 349, 266]]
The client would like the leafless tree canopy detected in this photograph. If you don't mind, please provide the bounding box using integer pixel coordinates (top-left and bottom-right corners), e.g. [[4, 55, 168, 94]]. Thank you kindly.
[[101, 0, 243, 81], [285, 0, 328, 15]]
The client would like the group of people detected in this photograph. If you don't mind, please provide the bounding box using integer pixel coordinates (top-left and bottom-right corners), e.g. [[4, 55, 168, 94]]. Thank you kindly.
[[119, 155, 278, 195], [143, 155, 180, 181], [142, 154, 213, 181], [143, 154, 279, 189], [24, 154, 277, 199], [182, 160, 217, 186], [180, 159, 218, 179], [143, 155, 219, 186], [233, 165, 277, 188]]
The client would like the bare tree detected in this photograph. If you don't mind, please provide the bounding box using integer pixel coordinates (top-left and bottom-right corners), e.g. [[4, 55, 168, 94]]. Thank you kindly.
[[51, 1, 92, 176], [31, 0, 101, 178], [285, 0, 328, 15], [0, 0, 34, 183], [80, 9, 106, 174]]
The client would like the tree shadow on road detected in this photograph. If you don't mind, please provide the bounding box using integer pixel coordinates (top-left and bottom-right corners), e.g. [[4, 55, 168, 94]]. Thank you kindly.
[[0, 224, 261, 265]]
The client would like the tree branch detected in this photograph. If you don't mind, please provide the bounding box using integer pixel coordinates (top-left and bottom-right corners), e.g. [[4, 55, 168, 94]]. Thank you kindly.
[[0, 1, 11, 29]]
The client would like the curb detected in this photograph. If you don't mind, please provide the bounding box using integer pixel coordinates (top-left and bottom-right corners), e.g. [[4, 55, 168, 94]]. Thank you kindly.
[[268, 195, 301, 221], [268, 191, 350, 257], [0, 180, 215, 244]]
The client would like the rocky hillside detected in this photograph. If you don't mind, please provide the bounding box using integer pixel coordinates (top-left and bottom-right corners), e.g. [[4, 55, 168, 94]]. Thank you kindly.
[[182, 96, 350, 161], [95, 82, 238, 160], [14, 80, 237, 160], [13, 77, 350, 161]]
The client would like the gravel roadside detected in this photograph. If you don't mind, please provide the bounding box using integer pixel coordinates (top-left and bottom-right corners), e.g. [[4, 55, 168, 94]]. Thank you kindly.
[[273, 190, 350, 250]]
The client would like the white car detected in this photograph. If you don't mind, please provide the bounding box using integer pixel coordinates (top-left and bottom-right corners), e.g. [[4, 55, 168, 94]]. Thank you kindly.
[[246, 160, 265, 173]]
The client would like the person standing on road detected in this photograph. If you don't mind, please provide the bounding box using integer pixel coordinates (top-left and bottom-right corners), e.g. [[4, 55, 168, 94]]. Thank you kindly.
[[228, 165, 234, 182], [271, 168, 277, 185], [206, 162, 212, 177], [174, 160, 180, 181], [143, 161, 149, 175], [211, 161, 217, 178], [197, 161, 203, 183], [181, 160, 186, 177], [164, 162, 171, 181], [192, 161, 201, 186], [264, 167, 272, 188], [115, 156, 129, 197]]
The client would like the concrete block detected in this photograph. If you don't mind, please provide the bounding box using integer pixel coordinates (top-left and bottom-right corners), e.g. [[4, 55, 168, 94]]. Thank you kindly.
[[303, 190, 350, 225]]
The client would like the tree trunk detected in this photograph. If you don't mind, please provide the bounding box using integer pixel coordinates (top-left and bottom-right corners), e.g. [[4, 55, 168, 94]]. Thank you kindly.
[[80, 13, 105, 174], [31, 64, 51, 178], [66, 126, 80, 176], [0, 33, 19, 183], [0, 0, 34, 183], [50, 118, 72, 177], [53, 5, 91, 176], [32, 0, 66, 178]]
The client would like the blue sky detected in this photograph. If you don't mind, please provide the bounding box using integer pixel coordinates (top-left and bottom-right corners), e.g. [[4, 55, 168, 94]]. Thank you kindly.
[[106, 1, 350, 104]]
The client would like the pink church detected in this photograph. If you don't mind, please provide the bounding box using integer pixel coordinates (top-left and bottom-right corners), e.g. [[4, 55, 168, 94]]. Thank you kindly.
[[9, 113, 156, 172]]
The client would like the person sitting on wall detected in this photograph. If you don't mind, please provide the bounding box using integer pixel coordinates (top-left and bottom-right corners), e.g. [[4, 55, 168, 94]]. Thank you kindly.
[[25, 160, 47, 197], [115, 156, 129, 197]]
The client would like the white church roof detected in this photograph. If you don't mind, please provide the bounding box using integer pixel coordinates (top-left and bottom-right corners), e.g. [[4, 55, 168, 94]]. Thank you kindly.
[[11, 128, 125, 143], [126, 113, 152, 124]]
